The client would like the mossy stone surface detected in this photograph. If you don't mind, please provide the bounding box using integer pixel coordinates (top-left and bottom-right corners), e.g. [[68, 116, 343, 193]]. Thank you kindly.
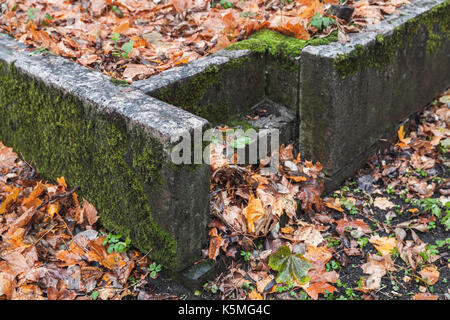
[[333, 0, 450, 76]]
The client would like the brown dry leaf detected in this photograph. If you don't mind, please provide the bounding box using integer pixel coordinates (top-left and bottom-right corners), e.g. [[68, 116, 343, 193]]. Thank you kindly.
[[297, 180, 325, 213], [369, 235, 397, 256], [419, 265, 439, 285], [208, 228, 227, 261], [210, 143, 229, 171], [0, 272, 15, 299], [412, 292, 439, 300], [360, 254, 395, 291], [335, 217, 371, 235], [373, 197, 395, 211], [2, 251, 30, 277], [293, 226, 323, 247], [325, 197, 344, 212], [81, 199, 99, 226], [86, 237, 127, 270]]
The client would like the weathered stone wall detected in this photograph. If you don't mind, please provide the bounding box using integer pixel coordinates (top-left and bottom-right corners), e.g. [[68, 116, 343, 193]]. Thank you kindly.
[[300, 0, 450, 190], [134, 50, 265, 125], [0, 33, 209, 271]]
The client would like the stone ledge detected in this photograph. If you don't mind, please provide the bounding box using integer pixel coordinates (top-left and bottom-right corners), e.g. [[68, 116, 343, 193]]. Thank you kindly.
[[0, 31, 210, 271]]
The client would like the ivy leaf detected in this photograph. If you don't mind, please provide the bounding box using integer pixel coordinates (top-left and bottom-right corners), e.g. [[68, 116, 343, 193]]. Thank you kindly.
[[269, 245, 313, 285]]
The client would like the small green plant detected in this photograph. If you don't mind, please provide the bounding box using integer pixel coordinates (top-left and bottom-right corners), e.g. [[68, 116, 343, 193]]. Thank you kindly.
[[203, 282, 219, 293], [240, 250, 252, 262], [357, 237, 369, 249], [109, 78, 130, 87], [241, 282, 254, 292], [91, 291, 99, 300], [420, 244, 439, 262], [325, 260, 342, 272], [386, 185, 395, 195], [390, 247, 399, 259], [111, 32, 134, 59], [111, 5, 124, 18], [219, 0, 233, 8], [307, 13, 336, 31], [325, 237, 341, 248], [149, 262, 162, 278], [27, 8, 38, 22], [274, 281, 294, 293], [102, 233, 131, 253], [427, 221, 436, 230], [231, 136, 252, 149], [415, 168, 428, 177]]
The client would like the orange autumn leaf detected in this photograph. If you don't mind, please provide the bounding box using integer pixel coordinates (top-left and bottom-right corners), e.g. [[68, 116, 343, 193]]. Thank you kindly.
[[369, 235, 397, 256], [325, 198, 344, 212], [300, 0, 324, 19], [129, 36, 146, 48], [222, 11, 238, 30], [113, 21, 130, 34], [281, 226, 294, 234], [304, 246, 332, 266], [243, 195, 265, 234], [0, 187, 21, 214], [305, 282, 337, 300], [86, 237, 127, 270], [248, 289, 263, 300], [288, 175, 307, 182], [72, 192, 79, 207], [7, 227, 29, 248], [56, 176, 67, 189], [396, 125, 410, 148], [47, 202, 60, 219], [22, 182, 45, 208]]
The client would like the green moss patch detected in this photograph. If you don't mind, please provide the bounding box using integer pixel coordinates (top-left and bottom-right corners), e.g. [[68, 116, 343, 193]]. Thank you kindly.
[[0, 62, 179, 268], [334, 1, 450, 76], [227, 29, 338, 71], [153, 56, 250, 125]]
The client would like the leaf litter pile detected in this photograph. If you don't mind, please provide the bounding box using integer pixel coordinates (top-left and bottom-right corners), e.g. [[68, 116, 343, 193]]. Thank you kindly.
[[1, 91, 449, 300], [205, 89, 450, 300], [0, 0, 410, 81], [0, 147, 177, 300]]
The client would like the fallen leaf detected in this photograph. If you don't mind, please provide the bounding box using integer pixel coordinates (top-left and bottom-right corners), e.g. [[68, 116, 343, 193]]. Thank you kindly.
[[412, 292, 439, 300], [419, 265, 439, 285], [369, 235, 397, 256], [305, 282, 337, 300], [373, 197, 395, 211]]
